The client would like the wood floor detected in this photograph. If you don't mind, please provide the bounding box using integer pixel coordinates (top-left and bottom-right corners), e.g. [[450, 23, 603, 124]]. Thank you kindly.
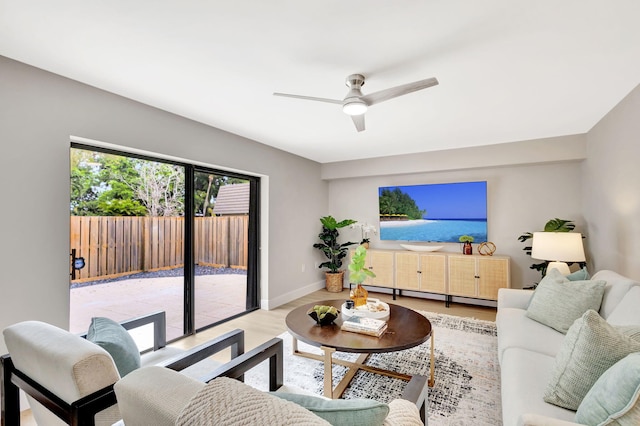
[[171, 288, 497, 361], [19, 288, 496, 425]]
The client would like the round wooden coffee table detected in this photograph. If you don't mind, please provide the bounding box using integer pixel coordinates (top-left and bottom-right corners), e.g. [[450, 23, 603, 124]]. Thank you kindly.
[[285, 299, 434, 399]]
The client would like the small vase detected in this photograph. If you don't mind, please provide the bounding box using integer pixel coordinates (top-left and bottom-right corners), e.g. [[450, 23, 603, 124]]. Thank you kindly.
[[351, 283, 368, 307], [463, 241, 473, 255]]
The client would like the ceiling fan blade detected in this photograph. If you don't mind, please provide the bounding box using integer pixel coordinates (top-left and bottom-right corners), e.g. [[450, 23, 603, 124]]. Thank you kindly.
[[351, 114, 365, 132], [360, 77, 439, 106], [273, 92, 342, 105]]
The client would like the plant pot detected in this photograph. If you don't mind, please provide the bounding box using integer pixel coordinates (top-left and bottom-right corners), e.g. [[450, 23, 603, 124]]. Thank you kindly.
[[325, 271, 344, 293], [463, 241, 473, 255]]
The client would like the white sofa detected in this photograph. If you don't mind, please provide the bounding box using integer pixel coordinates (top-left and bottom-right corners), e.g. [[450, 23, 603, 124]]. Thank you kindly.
[[496, 270, 640, 426]]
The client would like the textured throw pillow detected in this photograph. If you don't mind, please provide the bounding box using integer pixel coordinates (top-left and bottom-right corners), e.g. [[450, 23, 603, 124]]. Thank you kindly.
[[566, 267, 590, 281], [575, 352, 640, 425], [87, 317, 141, 377], [526, 268, 606, 333], [544, 310, 640, 410], [272, 393, 389, 426]]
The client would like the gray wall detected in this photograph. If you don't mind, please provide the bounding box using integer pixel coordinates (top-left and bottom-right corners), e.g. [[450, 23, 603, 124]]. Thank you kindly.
[[583, 84, 640, 278], [324, 139, 586, 290], [0, 56, 328, 353]]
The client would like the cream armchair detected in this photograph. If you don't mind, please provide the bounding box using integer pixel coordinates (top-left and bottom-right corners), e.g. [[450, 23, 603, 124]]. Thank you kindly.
[[0, 312, 256, 426], [114, 340, 428, 426]]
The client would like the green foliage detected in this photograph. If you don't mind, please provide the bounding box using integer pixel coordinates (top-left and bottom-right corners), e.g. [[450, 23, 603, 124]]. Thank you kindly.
[[517, 218, 578, 281], [348, 245, 376, 284], [378, 188, 426, 220], [459, 235, 474, 243], [313, 216, 357, 273]]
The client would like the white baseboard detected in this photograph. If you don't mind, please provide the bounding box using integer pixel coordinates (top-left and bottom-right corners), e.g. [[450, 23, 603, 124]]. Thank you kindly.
[[260, 280, 325, 310]]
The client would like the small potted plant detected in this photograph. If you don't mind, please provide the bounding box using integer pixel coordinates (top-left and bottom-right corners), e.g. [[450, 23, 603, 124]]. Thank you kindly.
[[313, 216, 357, 292], [347, 245, 376, 307], [459, 235, 474, 255]]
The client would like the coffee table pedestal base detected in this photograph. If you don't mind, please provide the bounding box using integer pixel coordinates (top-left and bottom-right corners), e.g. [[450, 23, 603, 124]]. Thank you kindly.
[[292, 334, 435, 399]]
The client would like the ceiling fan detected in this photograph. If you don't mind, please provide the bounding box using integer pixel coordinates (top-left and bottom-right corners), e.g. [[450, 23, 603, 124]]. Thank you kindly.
[[273, 74, 438, 132]]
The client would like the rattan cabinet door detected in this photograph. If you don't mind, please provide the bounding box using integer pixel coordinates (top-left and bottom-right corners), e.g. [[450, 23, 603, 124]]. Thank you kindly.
[[420, 253, 447, 294], [365, 250, 395, 287], [477, 257, 510, 300], [448, 255, 477, 297], [395, 252, 420, 290]]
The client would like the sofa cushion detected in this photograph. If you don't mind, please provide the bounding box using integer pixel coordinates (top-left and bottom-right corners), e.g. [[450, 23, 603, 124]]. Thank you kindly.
[[500, 347, 576, 426], [88, 317, 141, 377], [607, 286, 640, 326], [273, 393, 389, 426], [525, 269, 606, 334], [575, 352, 640, 425], [496, 307, 566, 363], [544, 310, 640, 410], [591, 270, 640, 319]]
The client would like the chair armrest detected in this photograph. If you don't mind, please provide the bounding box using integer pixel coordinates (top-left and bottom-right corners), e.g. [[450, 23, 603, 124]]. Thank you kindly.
[[79, 310, 168, 351], [158, 329, 245, 371], [1, 354, 116, 426], [200, 337, 284, 392], [400, 375, 428, 424]]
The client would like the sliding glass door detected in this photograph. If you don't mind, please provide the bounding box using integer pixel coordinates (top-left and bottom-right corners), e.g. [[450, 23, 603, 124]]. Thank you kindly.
[[69, 144, 259, 340]]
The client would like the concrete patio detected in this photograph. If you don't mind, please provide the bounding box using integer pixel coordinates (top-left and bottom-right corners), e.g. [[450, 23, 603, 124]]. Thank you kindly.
[[69, 274, 247, 341]]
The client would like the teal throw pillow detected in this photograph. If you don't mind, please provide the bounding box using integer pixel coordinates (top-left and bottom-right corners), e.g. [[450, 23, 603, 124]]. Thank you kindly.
[[272, 393, 389, 426], [575, 352, 640, 425], [544, 310, 640, 410], [87, 317, 141, 377], [526, 268, 606, 334], [566, 267, 590, 281]]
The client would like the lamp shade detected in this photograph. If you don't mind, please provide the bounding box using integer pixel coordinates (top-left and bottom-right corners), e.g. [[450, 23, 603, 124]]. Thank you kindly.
[[531, 232, 586, 262]]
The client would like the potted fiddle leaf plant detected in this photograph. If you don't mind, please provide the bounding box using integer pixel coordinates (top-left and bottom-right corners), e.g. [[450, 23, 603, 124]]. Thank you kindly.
[[313, 216, 357, 292]]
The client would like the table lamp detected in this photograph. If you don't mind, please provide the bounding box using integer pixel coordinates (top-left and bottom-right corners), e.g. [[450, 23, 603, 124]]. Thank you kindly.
[[531, 232, 585, 275]]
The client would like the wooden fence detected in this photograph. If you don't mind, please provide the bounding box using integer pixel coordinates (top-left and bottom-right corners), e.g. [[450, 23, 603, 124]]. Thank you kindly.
[[70, 215, 248, 282]]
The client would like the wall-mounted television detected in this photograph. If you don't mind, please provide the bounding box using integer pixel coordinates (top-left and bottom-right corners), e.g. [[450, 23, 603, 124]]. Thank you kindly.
[[378, 181, 487, 243]]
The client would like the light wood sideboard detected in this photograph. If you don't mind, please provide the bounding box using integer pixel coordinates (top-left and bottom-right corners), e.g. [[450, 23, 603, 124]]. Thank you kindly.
[[348, 249, 510, 307]]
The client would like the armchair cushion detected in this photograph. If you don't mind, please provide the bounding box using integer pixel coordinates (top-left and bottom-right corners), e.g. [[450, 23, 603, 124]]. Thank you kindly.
[[272, 392, 389, 426], [88, 316, 141, 377], [176, 376, 330, 425]]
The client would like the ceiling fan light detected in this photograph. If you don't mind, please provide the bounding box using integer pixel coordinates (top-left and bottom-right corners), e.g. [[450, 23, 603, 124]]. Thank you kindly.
[[342, 101, 367, 116]]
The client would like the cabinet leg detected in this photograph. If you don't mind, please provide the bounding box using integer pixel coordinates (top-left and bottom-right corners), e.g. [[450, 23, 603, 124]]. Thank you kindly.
[[445, 295, 451, 308], [392, 288, 396, 300]]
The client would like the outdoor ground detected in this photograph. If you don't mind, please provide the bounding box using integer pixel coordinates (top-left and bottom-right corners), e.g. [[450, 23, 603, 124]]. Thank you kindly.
[[70, 267, 247, 340]]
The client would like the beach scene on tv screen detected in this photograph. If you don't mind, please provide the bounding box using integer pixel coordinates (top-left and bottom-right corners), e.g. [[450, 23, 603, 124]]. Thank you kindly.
[[379, 181, 487, 243]]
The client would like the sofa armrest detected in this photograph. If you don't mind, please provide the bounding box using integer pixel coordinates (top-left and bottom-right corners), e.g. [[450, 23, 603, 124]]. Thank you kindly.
[[498, 288, 534, 310], [519, 413, 583, 426]]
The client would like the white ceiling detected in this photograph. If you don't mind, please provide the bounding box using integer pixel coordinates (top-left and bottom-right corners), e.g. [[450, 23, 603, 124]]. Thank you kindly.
[[1, 1, 639, 163]]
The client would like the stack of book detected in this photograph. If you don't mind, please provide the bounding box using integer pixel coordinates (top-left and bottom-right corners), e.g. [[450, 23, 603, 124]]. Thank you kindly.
[[341, 316, 388, 337]]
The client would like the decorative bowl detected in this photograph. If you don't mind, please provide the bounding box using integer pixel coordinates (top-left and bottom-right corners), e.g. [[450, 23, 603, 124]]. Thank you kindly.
[[307, 309, 339, 326], [400, 244, 444, 252]]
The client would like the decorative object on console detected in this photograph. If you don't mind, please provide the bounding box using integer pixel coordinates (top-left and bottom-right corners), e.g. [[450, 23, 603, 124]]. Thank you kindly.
[[313, 216, 357, 292], [458, 235, 474, 255], [350, 222, 377, 248], [347, 245, 376, 307], [531, 231, 586, 276], [477, 241, 496, 256], [399, 244, 444, 252]]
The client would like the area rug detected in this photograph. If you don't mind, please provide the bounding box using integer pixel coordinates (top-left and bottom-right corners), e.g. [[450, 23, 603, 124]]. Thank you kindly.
[[244, 311, 502, 426]]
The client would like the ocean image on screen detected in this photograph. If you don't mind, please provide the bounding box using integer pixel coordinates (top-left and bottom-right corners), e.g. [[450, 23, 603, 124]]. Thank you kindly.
[[379, 181, 487, 243]]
